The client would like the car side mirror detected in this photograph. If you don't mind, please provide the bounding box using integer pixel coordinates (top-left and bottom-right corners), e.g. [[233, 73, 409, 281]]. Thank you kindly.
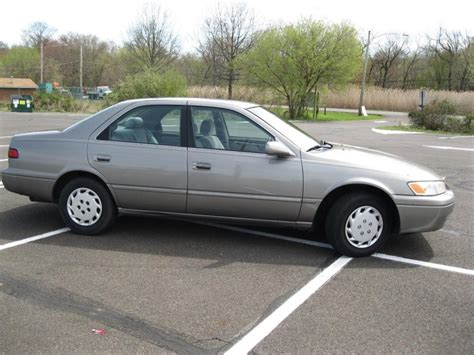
[[265, 141, 295, 157]]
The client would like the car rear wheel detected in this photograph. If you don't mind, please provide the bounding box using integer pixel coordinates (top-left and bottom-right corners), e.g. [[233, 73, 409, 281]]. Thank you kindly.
[[59, 177, 117, 235], [325, 192, 392, 257]]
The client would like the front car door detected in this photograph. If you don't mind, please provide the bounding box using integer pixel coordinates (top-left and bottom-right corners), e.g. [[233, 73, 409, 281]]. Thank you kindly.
[[88, 101, 187, 212], [186, 103, 303, 223]]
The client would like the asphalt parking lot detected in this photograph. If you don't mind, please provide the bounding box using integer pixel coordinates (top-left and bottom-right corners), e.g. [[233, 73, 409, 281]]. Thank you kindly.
[[1, 111, 473, 354]]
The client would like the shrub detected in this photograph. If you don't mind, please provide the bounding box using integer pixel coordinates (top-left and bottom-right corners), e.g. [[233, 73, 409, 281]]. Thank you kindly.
[[33, 92, 105, 113], [35, 92, 74, 112], [109, 70, 187, 102], [408, 100, 472, 133]]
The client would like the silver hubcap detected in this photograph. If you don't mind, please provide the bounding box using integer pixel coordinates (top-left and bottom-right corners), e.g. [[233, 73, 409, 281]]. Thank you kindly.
[[67, 188, 102, 226], [345, 206, 383, 248]]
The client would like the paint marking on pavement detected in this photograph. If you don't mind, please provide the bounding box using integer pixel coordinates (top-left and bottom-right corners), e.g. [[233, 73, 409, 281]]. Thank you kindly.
[[373, 253, 474, 276], [0, 145, 9, 148], [372, 128, 423, 135], [224, 256, 352, 355], [206, 223, 474, 277], [195, 221, 333, 250], [373, 120, 387, 123], [0, 136, 12, 139], [439, 135, 474, 139], [0, 228, 70, 251], [0, 159, 8, 162], [0, 181, 4, 189], [422, 145, 474, 152]]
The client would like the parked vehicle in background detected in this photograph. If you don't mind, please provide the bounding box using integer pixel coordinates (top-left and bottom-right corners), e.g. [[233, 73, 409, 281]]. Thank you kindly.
[[2, 98, 455, 257], [87, 86, 112, 100]]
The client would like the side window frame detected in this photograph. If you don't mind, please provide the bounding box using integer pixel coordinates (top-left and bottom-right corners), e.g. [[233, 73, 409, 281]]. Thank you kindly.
[[187, 106, 274, 153]]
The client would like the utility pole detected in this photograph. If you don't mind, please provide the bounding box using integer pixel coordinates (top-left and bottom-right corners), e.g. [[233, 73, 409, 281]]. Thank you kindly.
[[358, 30, 371, 116], [40, 41, 44, 83], [79, 44, 83, 98]]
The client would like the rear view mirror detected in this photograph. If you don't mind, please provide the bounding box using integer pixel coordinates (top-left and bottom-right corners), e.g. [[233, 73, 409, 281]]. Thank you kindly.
[[265, 141, 295, 157]]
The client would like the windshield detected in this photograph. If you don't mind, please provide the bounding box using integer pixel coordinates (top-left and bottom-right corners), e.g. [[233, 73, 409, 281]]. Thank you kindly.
[[248, 106, 319, 151]]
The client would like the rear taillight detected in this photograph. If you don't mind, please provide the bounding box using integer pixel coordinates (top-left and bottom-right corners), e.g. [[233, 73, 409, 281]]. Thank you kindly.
[[8, 148, 19, 159]]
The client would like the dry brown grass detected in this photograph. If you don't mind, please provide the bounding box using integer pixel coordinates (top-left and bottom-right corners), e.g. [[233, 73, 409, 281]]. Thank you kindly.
[[324, 86, 474, 114], [189, 85, 473, 114]]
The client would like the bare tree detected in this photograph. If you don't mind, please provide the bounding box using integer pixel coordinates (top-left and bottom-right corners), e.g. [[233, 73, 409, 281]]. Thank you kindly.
[[458, 35, 473, 91], [371, 37, 407, 88], [401, 46, 421, 90], [22, 22, 56, 48], [199, 3, 256, 98], [125, 4, 179, 71], [428, 29, 464, 91]]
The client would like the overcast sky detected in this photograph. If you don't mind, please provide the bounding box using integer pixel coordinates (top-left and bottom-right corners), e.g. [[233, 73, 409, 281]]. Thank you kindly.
[[2, 0, 472, 51]]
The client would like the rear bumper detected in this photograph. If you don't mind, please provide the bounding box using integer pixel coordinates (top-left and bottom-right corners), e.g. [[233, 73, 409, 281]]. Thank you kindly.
[[393, 190, 455, 234], [2, 170, 55, 202]]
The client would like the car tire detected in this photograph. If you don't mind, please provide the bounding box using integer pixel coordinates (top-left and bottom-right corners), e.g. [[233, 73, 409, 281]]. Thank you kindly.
[[58, 177, 117, 235], [325, 192, 392, 257]]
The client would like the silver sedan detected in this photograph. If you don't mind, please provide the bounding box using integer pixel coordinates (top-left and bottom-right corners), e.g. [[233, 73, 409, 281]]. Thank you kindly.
[[2, 98, 455, 257]]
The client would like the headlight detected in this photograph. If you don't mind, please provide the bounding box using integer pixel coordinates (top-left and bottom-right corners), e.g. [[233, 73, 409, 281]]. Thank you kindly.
[[408, 181, 447, 196]]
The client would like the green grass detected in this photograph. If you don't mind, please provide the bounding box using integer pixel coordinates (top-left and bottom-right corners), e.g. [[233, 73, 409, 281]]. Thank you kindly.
[[377, 125, 474, 135], [268, 107, 380, 121]]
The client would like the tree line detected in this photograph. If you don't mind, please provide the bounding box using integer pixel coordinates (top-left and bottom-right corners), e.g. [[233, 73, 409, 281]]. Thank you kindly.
[[0, 3, 472, 117]]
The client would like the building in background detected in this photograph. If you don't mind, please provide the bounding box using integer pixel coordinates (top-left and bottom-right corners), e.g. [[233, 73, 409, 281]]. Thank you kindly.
[[0, 78, 38, 101]]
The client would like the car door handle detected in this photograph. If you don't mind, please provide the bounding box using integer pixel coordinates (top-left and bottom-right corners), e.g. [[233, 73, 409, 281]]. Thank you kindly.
[[94, 154, 111, 162], [193, 162, 211, 170]]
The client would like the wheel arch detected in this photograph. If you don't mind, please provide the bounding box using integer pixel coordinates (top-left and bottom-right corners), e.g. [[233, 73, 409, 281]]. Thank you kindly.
[[313, 183, 400, 236], [52, 170, 117, 204]]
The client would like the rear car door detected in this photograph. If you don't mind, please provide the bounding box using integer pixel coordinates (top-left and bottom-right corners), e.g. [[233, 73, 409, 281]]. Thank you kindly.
[[88, 103, 187, 212], [187, 105, 303, 222]]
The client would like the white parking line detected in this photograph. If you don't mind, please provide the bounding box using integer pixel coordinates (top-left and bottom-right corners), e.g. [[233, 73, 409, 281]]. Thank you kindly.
[[0, 228, 70, 251], [423, 145, 474, 152], [0, 136, 12, 139], [0, 145, 9, 148], [199, 221, 333, 250], [205, 223, 474, 277], [0, 159, 8, 162], [372, 128, 423, 135], [224, 256, 352, 355], [0, 181, 4, 189], [373, 253, 474, 276], [439, 135, 474, 139]]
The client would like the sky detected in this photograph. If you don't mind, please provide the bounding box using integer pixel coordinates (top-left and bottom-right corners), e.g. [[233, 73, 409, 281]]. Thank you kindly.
[[1, 0, 473, 52]]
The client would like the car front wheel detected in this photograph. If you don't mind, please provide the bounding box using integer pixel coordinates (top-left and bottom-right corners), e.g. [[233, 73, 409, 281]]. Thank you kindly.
[[325, 192, 392, 257], [59, 177, 117, 235]]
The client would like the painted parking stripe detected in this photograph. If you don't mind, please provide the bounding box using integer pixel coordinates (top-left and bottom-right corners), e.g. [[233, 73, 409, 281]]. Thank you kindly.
[[0, 181, 4, 189], [373, 253, 474, 276], [205, 223, 474, 277], [224, 256, 352, 355], [372, 128, 423, 135], [439, 135, 474, 139], [0, 159, 7, 162], [0, 136, 12, 139], [198, 221, 333, 250], [423, 145, 474, 152], [0, 228, 70, 251], [0, 145, 9, 148]]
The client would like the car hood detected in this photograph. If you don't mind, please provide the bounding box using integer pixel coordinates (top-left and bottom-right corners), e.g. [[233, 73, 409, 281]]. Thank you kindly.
[[305, 143, 441, 181]]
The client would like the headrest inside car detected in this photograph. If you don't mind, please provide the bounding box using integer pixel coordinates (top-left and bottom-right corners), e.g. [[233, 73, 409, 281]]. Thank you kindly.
[[125, 117, 144, 129]]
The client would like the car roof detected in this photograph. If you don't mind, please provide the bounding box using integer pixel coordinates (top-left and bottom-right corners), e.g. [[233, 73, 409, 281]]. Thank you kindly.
[[121, 97, 259, 109]]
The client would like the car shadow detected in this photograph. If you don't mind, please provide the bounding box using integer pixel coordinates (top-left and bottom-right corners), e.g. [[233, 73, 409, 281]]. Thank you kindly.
[[0, 203, 435, 270]]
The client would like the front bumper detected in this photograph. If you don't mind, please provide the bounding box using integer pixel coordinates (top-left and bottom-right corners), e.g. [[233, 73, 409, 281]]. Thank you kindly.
[[393, 189, 455, 234]]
